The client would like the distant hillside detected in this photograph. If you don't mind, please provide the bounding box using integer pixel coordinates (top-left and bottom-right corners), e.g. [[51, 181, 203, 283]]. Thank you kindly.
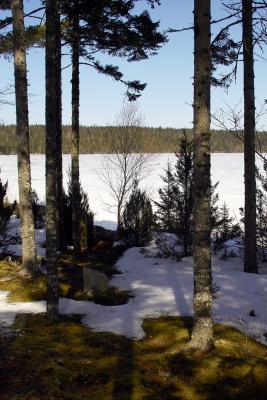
[[0, 124, 266, 154]]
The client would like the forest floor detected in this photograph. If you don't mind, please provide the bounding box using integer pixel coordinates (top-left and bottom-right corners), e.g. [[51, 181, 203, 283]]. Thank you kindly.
[[1, 231, 267, 399], [1, 313, 267, 399]]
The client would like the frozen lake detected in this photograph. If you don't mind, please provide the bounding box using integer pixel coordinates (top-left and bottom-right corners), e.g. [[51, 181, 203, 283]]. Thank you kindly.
[[0, 153, 264, 229]]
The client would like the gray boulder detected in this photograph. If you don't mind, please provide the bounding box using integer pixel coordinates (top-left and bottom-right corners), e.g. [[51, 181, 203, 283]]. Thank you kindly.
[[83, 267, 108, 296]]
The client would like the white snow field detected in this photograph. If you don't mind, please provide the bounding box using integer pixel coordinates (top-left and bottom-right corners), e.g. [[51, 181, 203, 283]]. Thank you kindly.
[[0, 153, 265, 228], [1, 234, 267, 344], [0, 153, 267, 344]]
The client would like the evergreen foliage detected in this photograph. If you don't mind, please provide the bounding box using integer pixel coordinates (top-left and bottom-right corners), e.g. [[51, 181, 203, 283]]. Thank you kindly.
[[59, 0, 166, 101], [239, 168, 267, 262], [0, 175, 15, 235], [1, 125, 266, 154], [156, 162, 176, 232], [255, 169, 267, 261], [212, 202, 241, 248], [155, 132, 231, 256], [155, 133, 193, 255], [122, 182, 154, 246], [63, 179, 94, 250], [30, 189, 45, 229]]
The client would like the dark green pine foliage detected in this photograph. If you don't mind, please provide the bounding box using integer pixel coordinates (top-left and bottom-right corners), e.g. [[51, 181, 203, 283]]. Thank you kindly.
[[156, 133, 221, 256], [63, 180, 94, 250], [60, 0, 167, 100], [213, 202, 241, 249], [156, 132, 193, 255], [211, 29, 239, 88], [122, 182, 154, 246], [256, 169, 267, 262], [240, 169, 267, 262], [155, 162, 176, 232], [210, 182, 220, 230], [0, 176, 14, 235], [173, 132, 193, 256]]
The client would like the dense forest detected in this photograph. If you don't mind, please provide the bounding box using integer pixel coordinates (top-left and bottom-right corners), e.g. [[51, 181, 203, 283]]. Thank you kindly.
[[1, 124, 267, 153]]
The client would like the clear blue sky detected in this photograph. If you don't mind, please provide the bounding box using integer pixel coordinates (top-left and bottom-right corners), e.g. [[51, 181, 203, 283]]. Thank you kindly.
[[0, 0, 266, 129]]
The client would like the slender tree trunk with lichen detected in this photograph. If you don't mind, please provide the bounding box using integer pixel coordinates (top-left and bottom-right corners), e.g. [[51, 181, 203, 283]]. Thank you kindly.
[[46, 0, 59, 320], [11, 0, 37, 277], [55, 12, 65, 252], [243, 0, 257, 274], [187, 0, 214, 352], [71, 0, 81, 257]]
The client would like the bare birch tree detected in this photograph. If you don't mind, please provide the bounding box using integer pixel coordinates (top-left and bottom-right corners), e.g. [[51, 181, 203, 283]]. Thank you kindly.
[[101, 103, 154, 231]]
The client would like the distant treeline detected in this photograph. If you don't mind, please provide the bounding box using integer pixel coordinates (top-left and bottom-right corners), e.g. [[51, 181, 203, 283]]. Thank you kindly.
[[0, 124, 267, 154]]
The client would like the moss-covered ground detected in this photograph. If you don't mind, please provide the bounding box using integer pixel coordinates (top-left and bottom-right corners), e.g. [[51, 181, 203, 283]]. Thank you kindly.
[[1, 239, 267, 399], [0, 240, 130, 305], [1, 315, 267, 400]]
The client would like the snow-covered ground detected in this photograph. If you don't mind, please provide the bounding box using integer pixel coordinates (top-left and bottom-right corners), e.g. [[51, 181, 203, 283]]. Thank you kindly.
[[0, 153, 265, 228], [60, 240, 267, 343], [1, 235, 267, 344], [0, 153, 266, 344]]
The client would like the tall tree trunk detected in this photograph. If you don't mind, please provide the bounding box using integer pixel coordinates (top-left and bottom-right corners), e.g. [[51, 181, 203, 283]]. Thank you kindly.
[[11, 0, 37, 277], [243, 0, 257, 274], [46, 0, 59, 320], [55, 11, 64, 251], [71, 0, 81, 257], [187, 0, 213, 352]]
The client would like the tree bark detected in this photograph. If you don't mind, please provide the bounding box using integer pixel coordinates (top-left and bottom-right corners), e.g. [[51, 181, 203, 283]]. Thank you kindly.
[[242, 0, 257, 274], [71, 0, 81, 257], [46, 0, 59, 320], [11, 0, 37, 277], [55, 11, 65, 252], [187, 0, 213, 352]]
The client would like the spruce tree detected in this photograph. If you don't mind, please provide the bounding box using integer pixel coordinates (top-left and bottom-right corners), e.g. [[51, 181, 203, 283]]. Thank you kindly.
[[122, 182, 154, 246], [156, 132, 193, 255], [156, 132, 220, 257], [256, 170, 267, 262], [155, 162, 176, 232], [0, 176, 14, 236], [173, 132, 193, 256], [213, 202, 240, 248]]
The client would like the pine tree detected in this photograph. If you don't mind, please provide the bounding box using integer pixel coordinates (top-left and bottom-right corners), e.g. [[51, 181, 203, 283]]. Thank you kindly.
[[187, 0, 214, 352], [59, 0, 166, 249], [11, 0, 37, 276], [45, 0, 60, 320], [243, 0, 257, 273], [70, 0, 81, 257]]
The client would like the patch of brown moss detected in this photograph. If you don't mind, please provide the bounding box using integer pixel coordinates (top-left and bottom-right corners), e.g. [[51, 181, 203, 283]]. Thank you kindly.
[[1, 315, 267, 400], [0, 242, 130, 305], [0, 260, 46, 302]]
